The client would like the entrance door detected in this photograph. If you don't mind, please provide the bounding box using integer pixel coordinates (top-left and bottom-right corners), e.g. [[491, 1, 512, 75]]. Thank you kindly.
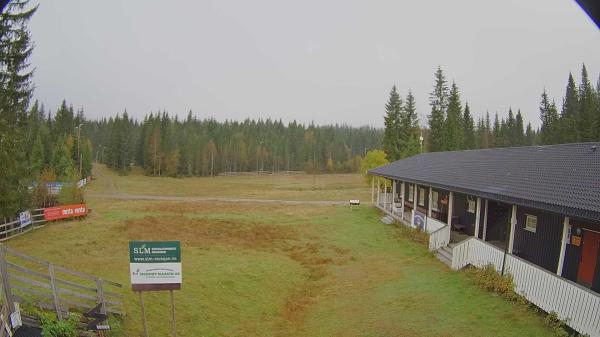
[[577, 230, 600, 287]]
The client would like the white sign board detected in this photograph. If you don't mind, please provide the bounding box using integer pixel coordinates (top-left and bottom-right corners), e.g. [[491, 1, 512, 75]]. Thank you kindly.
[[19, 211, 31, 228], [129, 241, 181, 291]]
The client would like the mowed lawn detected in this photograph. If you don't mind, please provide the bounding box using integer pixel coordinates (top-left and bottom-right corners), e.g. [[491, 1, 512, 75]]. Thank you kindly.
[[6, 171, 557, 337], [88, 164, 372, 202]]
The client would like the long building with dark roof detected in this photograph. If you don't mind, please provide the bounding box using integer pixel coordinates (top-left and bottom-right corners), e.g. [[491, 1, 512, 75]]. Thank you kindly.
[[368, 143, 600, 336]]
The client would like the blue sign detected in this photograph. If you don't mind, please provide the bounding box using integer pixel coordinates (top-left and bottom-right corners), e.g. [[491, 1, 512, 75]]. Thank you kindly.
[[19, 211, 32, 228], [413, 211, 427, 230]]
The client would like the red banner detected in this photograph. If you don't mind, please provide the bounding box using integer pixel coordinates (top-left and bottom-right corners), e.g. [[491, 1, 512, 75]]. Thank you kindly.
[[43, 204, 88, 221]]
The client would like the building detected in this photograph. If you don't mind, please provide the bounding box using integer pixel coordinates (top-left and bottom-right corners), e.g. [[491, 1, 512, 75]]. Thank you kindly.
[[368, 143, 600, 337]]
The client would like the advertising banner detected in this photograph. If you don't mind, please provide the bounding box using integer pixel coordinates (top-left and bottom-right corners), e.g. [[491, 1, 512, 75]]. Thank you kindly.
[[43, 204, 88, 221], [129, 241, 181, 291]]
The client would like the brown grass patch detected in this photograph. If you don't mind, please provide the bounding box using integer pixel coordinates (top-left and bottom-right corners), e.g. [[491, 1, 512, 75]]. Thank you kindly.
[[123, 215, 298, 250]]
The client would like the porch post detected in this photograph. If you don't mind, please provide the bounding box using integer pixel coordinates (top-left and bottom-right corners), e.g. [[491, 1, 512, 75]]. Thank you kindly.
[[447, 191, 454, 227], [482, 199, 489, 240], [391, 181, 396, 215], [371, 177, 374, 205], [474, 197, 481, 239], [428, 187, 433, 217], [400, 182, 405, 219], [384, 180, 388, 211], [508, 205, 517, 254], [557, 217, 570, 276], [376, 177, 380, 206], [411, 184, 417, 227]]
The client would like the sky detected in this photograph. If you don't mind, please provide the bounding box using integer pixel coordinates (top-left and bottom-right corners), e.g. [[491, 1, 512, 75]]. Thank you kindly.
[[29, 0, 600, 128]]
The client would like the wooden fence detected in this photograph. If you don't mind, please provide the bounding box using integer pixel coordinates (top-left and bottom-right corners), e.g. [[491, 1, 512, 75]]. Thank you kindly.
[[428, 224, 450, 251], [451, 238, 600, 337], [0, 209, 46, 243], [0, 245, 124, 321]]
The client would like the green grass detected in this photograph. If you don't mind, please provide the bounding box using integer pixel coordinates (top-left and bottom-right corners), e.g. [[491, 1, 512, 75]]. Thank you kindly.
[[5, 171, 558, 337]]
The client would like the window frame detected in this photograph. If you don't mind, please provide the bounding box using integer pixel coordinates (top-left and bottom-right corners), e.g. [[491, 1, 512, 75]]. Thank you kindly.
[[408, 184, 414, 202], [524, 214, 537, 233], [431, 190, 440, 211], [467, 198, 476, 213], [418, 187, 426, 207]]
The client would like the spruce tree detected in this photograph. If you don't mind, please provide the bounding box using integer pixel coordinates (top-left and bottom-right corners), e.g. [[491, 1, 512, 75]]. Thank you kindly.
[[540, 90, 560, 144], [560, 73, 579, 143], [577, 64, 598, 142], [400, 90, 419, 157], [525, 123, 535, 145], [444, 81, 463, 150], [382, 85, 402, 160], [427, 66, 449, 152], [514, 110, 525, 146], [462, 102, 475, 149]]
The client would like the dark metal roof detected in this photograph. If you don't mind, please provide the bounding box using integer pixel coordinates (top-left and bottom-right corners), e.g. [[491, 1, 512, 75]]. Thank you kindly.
[[369, 143, 600, 221]]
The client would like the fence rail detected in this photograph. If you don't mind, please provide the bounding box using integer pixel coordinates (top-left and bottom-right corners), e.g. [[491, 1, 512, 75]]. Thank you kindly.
[[0, 245, 124, 320], [428, 224, 450, 251], [451, 238, 600, 337], [0, 209, 46, 243]]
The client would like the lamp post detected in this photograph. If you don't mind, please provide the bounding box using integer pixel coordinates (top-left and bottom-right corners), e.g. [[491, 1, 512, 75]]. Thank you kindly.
[[419, 131, 424, 154], [76, 123, 83, 178]]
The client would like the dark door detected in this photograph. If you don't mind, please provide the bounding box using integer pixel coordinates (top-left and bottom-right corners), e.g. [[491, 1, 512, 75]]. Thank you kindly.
[[577, 230, 600, 287]]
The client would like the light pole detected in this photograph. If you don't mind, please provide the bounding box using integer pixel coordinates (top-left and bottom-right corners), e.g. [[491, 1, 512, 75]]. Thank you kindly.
[[419, 131, 424, 154], [76, 123, 83, 178]]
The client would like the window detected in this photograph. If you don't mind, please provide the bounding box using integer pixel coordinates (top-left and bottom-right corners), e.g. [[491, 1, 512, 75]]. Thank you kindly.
[[432, 191, 439, 211], [525, 214, 537, 233], [408, 184, 414, 201], [418, 188, 425, 206], [467, 198, 476, 213]]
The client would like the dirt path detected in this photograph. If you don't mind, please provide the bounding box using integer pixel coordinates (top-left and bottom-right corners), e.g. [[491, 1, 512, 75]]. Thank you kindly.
[[87, 192, 347, 205]]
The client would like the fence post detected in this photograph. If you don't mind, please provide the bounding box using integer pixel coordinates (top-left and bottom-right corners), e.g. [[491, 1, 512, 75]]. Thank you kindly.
[[48, 264, 63, 320], [96, 279, 106, 314], [0, 246, 15, 314]]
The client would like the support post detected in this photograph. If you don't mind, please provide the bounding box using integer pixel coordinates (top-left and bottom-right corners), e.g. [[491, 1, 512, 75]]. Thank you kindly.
[[557, 217, 569, 276], [508, 205, 517, 254], [384, 180, 388, 211], [474, 197, 481, 239], [0, 246, 15, 314], [482, 199, 488, 240], [170, 290, 176, 337], [428, 187, 433, 217], [376, 178, 380, 206], [400, 182, 405, 219], [371, 177, 374, 205], [48, 264, 63, 320], [411, 184, 417, 227], [447, 192, 454, 228], [391, 181, 396, 215], [96, 279, 106, 315], [139, 292, 149, 337]]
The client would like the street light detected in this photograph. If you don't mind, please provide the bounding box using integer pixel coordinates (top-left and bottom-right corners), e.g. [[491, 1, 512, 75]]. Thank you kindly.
[[419, 131, 424, 154]]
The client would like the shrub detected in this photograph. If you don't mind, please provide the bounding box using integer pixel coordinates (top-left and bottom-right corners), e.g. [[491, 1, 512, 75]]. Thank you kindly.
[[466, 264, 523, 303], [40, 312, 80, 337]]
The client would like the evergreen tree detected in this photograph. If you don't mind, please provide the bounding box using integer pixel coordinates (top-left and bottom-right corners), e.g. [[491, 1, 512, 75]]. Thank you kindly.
[[539, 90, 560, 144], [514, 110, 525, 146], [559, 73, 579, 143], [443, 81, 463, 150], [52, 135, 75, 180], [427, 66, 449, 152], [462, 102, 475, 149], [382, 85, 402, 160], [525, 123, 535, 145], [577, 64, 598, 141]]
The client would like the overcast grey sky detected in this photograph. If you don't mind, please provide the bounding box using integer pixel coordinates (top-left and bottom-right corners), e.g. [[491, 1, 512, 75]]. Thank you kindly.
[[29, 0, 599, 128]]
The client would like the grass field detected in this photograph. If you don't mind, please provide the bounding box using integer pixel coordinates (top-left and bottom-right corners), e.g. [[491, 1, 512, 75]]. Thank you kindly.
[[5, 166, 557, 336]]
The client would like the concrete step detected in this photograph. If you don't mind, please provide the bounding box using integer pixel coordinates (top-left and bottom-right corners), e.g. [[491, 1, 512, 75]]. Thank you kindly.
[[380, 215, 394, 224], [436, 251, 452, 267]]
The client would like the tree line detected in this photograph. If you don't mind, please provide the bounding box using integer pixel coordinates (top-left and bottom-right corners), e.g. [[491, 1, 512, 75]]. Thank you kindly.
[[382, 65, 600, 160], [0, 2, 93, 219], [87, 113, 383, 176]]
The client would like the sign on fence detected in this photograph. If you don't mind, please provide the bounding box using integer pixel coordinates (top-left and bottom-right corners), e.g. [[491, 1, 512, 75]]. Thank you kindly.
[[18, 211, 31, 228], [129, 241, 181, 291], [43, 204, 88, 221], [76, 179, 86, 189]]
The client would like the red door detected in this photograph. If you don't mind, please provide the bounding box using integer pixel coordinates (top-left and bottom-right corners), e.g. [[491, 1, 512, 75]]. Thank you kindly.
[[577, 230, 600, 287]]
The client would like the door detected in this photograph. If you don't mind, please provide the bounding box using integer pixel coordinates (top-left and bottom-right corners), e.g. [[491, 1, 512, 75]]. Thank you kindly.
[[577, 230, 600, 287]]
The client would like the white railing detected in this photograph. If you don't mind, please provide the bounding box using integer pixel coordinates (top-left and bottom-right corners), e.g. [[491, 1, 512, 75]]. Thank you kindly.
[[428, 224, 450, 251], [451, 238, 600, 337], [425, 217, 446, 234]]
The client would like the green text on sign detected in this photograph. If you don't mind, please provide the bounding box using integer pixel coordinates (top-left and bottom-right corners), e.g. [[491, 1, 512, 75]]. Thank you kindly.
[[129, 241, 181, 263]]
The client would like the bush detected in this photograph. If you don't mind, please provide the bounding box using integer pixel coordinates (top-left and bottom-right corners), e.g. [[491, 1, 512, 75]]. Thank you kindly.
[[40, 312, 80, 337], [393, 221, 429, 245], [466, 264, 523, 303]]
